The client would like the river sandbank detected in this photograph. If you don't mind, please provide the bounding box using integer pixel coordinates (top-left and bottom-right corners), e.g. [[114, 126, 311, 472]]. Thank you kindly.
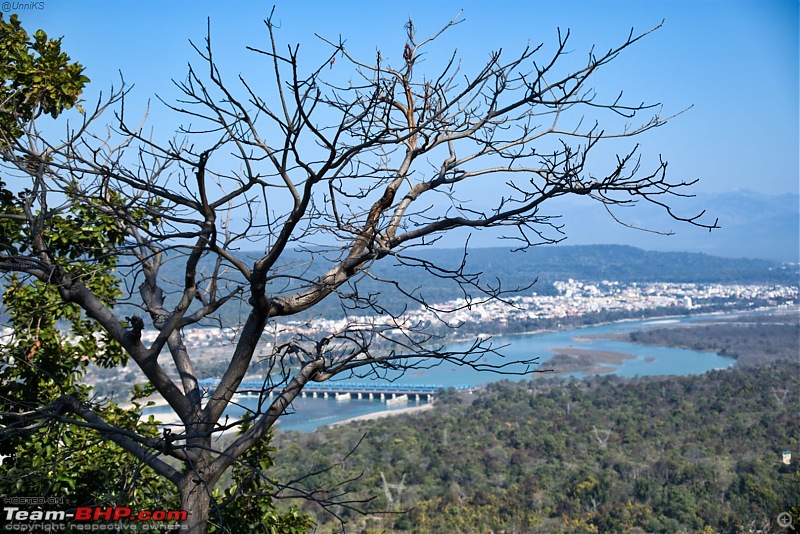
[[328, 403, 434, 428], [539, 347, 637, 375]]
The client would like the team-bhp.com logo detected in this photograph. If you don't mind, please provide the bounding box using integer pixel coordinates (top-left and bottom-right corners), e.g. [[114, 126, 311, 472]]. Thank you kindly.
[[3, 505, 188, 531], [74, 507, 187, 522]]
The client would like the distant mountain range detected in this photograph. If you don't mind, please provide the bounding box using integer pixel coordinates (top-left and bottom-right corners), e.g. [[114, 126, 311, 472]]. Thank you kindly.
[[150, 243, 797, 321], [3, 191, 798, 324], [442, 190, 799, 263], [359, 244, 799, 313], [3, 243, 796, 326]]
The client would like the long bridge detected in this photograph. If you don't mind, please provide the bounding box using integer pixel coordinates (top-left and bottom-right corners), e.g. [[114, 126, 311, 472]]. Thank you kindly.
[[198, 378, 473, 402]]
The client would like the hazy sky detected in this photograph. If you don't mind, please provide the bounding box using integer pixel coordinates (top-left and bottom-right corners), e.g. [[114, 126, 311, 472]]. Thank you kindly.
[[13, 0, 798, 197], [7, 1, 799, 261]]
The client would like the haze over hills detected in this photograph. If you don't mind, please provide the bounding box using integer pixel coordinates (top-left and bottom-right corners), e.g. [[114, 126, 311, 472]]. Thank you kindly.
[[3, 245, 796, 327], [559, 190, 799, 262], [119, 244, 798, 323], [3, 190, 794, 329], [443, 190, 799, 263]]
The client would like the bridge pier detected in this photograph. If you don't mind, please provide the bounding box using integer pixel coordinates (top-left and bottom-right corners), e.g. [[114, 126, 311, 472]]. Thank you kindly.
[[386, 394, 409, 406], [229, 382, 464, 403]]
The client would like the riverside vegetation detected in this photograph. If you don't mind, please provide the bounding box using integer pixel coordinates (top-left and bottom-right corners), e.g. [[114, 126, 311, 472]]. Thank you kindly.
[[267, 312, 800, 533]]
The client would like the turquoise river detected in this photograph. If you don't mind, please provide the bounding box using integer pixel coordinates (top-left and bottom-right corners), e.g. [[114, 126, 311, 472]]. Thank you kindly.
[[145, 312, 748, 433]]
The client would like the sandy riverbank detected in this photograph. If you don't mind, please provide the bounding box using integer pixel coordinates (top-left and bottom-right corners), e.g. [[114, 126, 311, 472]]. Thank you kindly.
[[328, 403, 434, 428], [131, 396, 436, 430]]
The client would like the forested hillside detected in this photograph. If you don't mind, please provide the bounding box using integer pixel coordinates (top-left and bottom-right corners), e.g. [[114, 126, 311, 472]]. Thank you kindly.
[[271, 361, 799, 533]]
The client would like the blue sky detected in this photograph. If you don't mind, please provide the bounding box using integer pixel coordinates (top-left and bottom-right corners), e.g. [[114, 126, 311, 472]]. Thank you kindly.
[[13, 0, 798, 195], [8, 0, 799, 258]]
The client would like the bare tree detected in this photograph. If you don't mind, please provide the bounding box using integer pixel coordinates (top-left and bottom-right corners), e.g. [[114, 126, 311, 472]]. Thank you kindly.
[[0, 12, 717, 532]]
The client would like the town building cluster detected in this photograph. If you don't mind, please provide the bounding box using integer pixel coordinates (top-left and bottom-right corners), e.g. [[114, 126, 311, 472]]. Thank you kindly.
[[275, 280, 798, 342], [1, 281, 796, 351]]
